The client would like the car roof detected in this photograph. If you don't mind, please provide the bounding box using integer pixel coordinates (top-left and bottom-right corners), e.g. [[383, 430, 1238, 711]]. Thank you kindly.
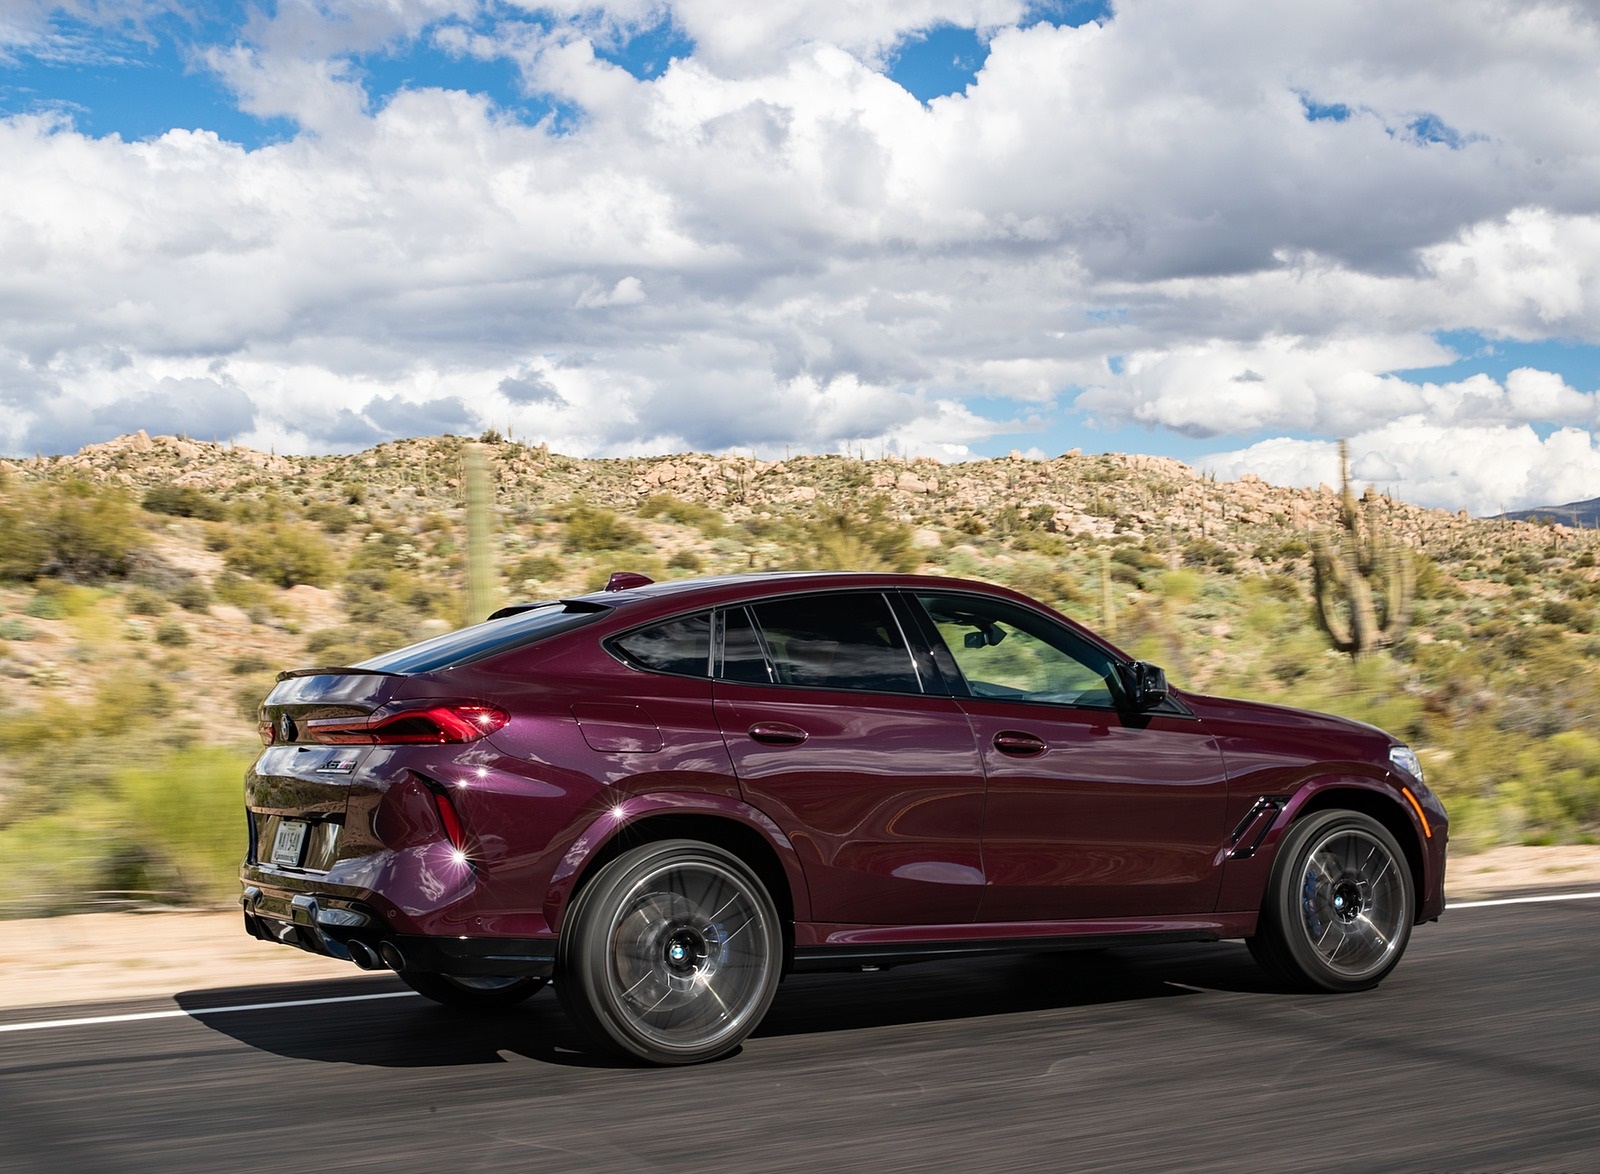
[[563, 570, 1003, 608]]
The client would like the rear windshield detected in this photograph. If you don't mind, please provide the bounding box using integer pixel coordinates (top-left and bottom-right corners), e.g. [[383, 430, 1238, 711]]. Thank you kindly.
[[357, 601, 608, 674]]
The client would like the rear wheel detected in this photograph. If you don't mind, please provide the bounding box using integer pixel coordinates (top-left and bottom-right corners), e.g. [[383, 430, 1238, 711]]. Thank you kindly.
[[399, 971, 547, 1009], [557, 839, 782, 1065], [1250, 810, 1415, 992]]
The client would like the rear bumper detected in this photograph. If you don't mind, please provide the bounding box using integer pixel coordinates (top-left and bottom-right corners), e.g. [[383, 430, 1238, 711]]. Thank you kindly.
[[241, 884, 556, 978]]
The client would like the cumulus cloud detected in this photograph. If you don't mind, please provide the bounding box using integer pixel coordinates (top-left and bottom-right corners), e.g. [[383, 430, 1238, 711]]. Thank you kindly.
[[5, 0, 1600, 509], [1203, 420, 1600, 516]]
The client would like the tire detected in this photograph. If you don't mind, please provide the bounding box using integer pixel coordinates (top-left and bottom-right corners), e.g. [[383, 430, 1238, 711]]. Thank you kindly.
[[1249, 810, 1415, 993], [557, 839, 782, 1065], [398, 971, 548, 1009]]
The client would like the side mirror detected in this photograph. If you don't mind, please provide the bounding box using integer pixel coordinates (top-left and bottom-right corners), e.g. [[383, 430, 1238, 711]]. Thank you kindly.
[[1121, 661, 1168, 710]]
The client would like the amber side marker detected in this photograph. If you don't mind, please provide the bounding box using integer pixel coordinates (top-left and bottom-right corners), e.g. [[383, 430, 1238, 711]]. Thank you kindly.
[[1401, 787, 1432, 838]]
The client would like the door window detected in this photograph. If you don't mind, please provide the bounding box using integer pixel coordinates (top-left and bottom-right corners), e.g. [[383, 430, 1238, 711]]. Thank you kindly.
[[915, 592, 1120, 707], [734, 593, 922, 694]]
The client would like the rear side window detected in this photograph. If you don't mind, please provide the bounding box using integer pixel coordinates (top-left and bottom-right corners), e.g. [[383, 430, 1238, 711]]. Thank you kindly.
[[359, 602, 606, 674], [611, 612, 712, 676], [745, 593, 921, 693]]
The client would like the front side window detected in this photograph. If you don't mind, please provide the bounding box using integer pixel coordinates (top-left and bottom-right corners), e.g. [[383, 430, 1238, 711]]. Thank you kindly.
[[915, 592, 1120, 707], [736, 593, 921, 694]]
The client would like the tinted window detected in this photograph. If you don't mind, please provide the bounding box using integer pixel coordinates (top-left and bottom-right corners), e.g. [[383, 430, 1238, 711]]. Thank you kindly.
[[916, 592, 1119, 707], [747, 594, 920, 693], [359, 602, 607, 674], [717, 607, 774, 683], [612, 612, 712, 676]]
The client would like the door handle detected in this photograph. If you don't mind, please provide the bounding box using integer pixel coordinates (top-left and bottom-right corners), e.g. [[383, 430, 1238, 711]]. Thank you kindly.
[[748, 721, 809, 745], [993, 730, 1047, 757]]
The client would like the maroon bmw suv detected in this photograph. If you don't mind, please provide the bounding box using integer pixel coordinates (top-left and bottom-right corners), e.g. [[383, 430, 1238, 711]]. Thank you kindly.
[[242, 571, 1448, 1064]]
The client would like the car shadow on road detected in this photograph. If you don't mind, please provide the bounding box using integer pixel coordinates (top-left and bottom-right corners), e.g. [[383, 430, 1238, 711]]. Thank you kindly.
[[178, 941, 1276, 1069], [757, 940, 1277, 1039]]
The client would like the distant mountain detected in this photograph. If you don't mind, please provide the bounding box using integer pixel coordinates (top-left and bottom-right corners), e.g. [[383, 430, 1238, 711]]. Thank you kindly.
[[1497, 498, 1600, 527]]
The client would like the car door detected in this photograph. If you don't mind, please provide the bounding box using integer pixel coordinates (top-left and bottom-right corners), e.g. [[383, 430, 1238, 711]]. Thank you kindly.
[[712, 591, 987, 926], [908, 590, 1230, 922]]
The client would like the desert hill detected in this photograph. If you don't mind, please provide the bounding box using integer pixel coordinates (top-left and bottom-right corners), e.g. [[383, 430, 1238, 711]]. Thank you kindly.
[[1, 430, 1597, 914]]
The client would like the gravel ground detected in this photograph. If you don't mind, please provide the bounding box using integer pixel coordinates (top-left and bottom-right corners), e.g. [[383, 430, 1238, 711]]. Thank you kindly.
[[2, 845, 1598, 1012]]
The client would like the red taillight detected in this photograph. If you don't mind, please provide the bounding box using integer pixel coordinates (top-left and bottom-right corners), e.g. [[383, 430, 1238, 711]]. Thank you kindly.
[[433, 790, 466, 850], [303, 704, 510, 745]]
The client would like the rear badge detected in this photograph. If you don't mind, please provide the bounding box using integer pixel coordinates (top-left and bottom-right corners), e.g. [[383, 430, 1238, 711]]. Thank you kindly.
[[316, 755, 359, 774], [277, 714, 298, 743]]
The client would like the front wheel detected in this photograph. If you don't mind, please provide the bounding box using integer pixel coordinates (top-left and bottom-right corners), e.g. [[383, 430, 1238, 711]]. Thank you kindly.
[[399, 971, 547, 1009], [557, 840, 782, 1065], [1249, 810, 1415, 993]]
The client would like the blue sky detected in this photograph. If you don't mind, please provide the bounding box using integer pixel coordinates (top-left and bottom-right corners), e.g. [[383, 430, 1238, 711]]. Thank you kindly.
[[4, 1, 1600, 513]]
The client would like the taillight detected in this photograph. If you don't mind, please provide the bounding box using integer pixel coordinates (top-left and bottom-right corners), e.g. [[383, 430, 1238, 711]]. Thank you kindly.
[[302, 704, 510, 745], [433, 789, 466, 850]]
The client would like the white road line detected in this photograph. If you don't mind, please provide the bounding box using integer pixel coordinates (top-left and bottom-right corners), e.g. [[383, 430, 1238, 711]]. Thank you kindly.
[[4, 890, 1599, 1037], [0, 990, 417, 1035], [1447, 889, 1600, 910]]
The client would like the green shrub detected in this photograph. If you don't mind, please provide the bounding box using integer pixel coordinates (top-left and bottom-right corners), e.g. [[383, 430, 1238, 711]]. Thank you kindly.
[[115, 745, 258, 904], [667, 550, 704, 573], [1182, 537, 1237, 573], [124, 587, 169, 616], [213, 571, 275, 617], [561, 500, 645, 553], [1010, 530, 1069, 557], [796, 502, 917, 572], [154, 619, 191, 647], [303, 500, 357, 534], [509, 553, 563, 583], [638, 495, 726, 536], [0, 477, 142, 582], [223, 522, 336, 588], [0, 618, 36, 641], [229, 654, 271, 675], [141, 484, 227, 521], [172, 581, 214, 612], [23, 592, 62, 619]]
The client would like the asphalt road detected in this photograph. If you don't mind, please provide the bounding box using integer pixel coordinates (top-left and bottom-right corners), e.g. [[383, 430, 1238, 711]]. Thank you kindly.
[[2, 896, 1597, 1174]]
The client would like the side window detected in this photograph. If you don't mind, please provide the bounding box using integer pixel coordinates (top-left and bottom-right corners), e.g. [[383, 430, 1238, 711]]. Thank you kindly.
[[745, 593, 921, 694], [915, 593, 1119, 707], [611, 611, 711, 676], [717, 607, 774, 684]]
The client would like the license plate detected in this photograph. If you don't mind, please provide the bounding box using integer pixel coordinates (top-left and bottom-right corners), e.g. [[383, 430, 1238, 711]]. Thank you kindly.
[[271, 820, 309, 867]]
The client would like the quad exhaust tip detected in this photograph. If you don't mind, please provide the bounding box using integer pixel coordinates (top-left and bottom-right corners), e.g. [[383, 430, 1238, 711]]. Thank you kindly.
[[347, 940, 384, 970], [377, 942, 408, 972]]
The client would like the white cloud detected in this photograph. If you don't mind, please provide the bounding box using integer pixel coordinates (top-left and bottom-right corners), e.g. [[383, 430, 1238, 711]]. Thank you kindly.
[[1203, 421, 1600, 516], [5, 1, 1600, 510]]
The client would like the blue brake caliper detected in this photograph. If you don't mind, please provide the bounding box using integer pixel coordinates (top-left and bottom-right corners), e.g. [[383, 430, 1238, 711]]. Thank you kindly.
[[1302, 868, 1323, 938]]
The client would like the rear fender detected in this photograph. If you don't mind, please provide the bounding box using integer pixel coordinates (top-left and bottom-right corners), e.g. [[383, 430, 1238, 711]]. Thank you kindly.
[[543, 792, 812, 932]]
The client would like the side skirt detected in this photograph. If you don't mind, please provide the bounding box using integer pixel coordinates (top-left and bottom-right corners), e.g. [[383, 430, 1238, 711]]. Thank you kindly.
[[789, 912, 1258, 974]]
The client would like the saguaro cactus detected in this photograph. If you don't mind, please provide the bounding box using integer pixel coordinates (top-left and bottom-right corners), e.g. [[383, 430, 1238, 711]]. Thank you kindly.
[[1099, 546, 1117, 635], [1312, 441, 1414, 658], [464, 443, 496, 623]]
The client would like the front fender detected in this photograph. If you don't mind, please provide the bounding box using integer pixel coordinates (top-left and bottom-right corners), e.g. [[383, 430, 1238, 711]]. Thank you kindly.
[[1217, 773, 1446, 921]]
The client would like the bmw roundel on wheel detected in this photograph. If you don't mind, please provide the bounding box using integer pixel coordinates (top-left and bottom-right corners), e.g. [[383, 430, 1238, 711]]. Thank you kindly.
[[240, 571, 1448, 1065]]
